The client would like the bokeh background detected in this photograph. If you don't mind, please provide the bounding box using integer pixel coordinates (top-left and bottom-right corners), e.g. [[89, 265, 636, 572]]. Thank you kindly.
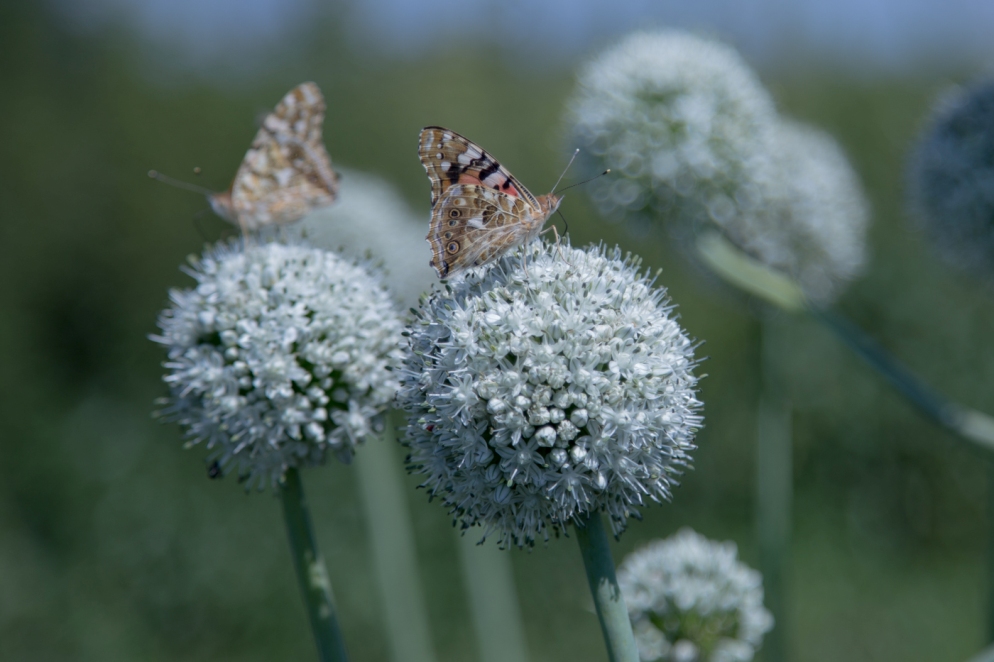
[[3, 1, 994, 660]]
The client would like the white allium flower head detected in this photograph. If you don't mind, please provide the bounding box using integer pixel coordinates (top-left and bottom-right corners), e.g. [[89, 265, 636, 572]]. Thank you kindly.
[[293, 169, 436, 308], [757, 120, 869, 304], [396, 240, 703, 548], [567, 30, 780, 238], [567, 30, 869, 305], [618, 528, 774, 662], [152, 241, 404, 489], [908, 80, 994, 284]]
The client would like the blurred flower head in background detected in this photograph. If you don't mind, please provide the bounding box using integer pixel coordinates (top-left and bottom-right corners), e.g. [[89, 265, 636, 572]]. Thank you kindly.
[[567, 30, 869, 305], [152, 241, 404, 489], [762, 120, 869, 303], [293, 168, 436, 309], [397, 239, 703, 547], [618, 528, 773, 662], [908, 79, 994, 285], [567, 31, 779, 239]]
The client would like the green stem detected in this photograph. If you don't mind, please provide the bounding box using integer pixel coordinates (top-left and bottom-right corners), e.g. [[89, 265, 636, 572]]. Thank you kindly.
[[757, 313, 791, 662], [457, 531, 530, 662], [574, 512, 639, 662], [354, 416, 437, 662], [280, 467, 350, 662], [988, 462, 994, 644], [811, 308, 994, 453], [697, 231, 994, 454]]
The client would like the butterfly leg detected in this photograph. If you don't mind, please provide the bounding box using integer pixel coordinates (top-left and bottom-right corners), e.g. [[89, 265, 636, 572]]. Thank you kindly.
[[541, 225, 573, 268], [237, 215, 252, 247]]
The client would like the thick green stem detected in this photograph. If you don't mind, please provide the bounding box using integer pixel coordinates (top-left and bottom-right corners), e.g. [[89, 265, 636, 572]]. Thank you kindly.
[[355, 417, 437, 662], [988, 463, 994, 644], [457, 532, 530, 662], [575, 512, 639, 662], [812, 309, 994, 453], [757, 313, 791, 662], [280, 467, 350, 662]]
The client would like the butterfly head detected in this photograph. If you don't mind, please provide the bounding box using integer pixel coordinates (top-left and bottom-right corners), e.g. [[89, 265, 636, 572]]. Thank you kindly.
[[537, 192, 563, 220], [208, 191, 237, 224]]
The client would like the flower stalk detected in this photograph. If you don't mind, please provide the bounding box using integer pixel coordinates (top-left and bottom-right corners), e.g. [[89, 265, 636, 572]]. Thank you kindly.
[[575, 512, 639, 662], [756, 312, 792, 662], [355, 415, 437, 662], [698, 232, 994, 454], [280, 467, 349, 662], [456, 532, 530, 662]]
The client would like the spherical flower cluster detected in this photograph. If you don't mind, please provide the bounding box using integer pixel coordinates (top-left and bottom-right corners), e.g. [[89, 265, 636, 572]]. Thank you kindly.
[[153, 241, 404, 489], [566, 30, 780, 238], [759, 121, 869, 304], [294, 169, 436, 308], [618, 528, 773, 662], [396, 240, 703, 548], [567, 30, 869, 305], [908, 80, 994, 284]]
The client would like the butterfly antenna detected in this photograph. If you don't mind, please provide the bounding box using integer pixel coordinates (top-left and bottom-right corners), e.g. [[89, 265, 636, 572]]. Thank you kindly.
[[551, 149, 580, 194], [555, 169, 611, 194], [148, 169, 215, 196]]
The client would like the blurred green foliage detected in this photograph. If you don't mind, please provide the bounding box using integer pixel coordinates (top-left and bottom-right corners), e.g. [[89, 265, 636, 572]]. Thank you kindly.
[[0, 4, 990, 661]]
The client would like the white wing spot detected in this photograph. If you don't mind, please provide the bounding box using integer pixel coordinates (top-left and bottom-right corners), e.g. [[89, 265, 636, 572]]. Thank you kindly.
[[468, 216, 486, 229]]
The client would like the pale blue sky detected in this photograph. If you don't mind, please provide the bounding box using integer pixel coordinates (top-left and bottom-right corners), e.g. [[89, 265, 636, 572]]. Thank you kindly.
[[55, 0, 994, 75]]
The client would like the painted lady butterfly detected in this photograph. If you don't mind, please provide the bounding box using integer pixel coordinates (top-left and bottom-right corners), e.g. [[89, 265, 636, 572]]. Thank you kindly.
[[208, 82, 339, 232], [418, 126, 563, 278]]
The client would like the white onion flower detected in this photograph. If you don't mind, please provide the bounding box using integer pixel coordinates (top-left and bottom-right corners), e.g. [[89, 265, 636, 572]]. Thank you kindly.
[[758, 121, 869, 304], [618, 528, 773, 662], [567, 30, 869, 304], [396, 240, 703, 548], [908, 80, 994, 284], [152, 241, 404, 489], [294, 169, 436, 308], [567, 30, 780, 238]]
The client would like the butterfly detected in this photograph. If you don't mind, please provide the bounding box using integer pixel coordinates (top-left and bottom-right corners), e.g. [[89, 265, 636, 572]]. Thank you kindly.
[[418, 126, 564, 279], [183, 82, 338, 233]]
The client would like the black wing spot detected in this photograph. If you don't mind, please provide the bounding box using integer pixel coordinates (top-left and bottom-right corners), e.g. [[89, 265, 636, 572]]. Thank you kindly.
[[447, 241, 460, 254], [449, 209, 461, 218], [477, 159, 500, 183], [448, 219, 459, 227], [444, 231, 453, 239]]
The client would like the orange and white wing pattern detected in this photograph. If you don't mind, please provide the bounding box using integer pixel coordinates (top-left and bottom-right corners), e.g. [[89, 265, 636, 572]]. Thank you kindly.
[[419, 126, 541, 208], [419, 126, 560, 278], [213, 82, 339, 231]]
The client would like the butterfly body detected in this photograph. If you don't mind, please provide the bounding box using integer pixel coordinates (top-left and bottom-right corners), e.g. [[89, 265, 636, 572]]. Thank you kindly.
[[212, 82, 338, 232], [419, 126, 562, 278]]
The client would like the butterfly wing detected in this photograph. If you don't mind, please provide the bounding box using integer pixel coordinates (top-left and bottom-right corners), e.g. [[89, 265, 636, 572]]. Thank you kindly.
[[229, 82, 339, 230], [419, 126, 541, 208], [428, 184, 543, 278]]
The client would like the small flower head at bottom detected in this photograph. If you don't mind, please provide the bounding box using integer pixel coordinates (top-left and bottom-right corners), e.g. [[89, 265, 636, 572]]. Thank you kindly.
[[152, 241, 403, 489], [618, 528, 774, 662], [397, 240, 703, 548]]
